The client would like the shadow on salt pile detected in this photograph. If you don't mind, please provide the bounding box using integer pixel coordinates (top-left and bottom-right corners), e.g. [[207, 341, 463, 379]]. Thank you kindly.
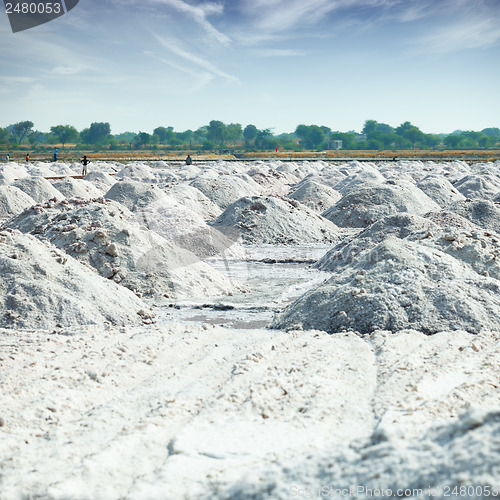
[[273, 237, 500, 335]]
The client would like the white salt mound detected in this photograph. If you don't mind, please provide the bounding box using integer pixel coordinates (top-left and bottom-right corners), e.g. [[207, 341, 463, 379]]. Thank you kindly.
[[274, 238, 500, 334], [13, 177, 64, 203], [211, 195, 340, 245], [322, 182, 440, 228], [83, 171, 117, 193], [454, 174, 500, 200], [191, 173, 262, 209], [163, 183, 222, 220], [448, 200, 500, 233], [288, 180, 342, 212], [416, 175, 465, 207], [0, 171, 16, 185], [317, 212, 500, 281], [51, 177, 103, 199], [134, 196, 244, 260], [0, 229, 153, 329], [6, 198, 237, 300], [332, 163, 385, 194], [247, 165, 298, 196], [0, 186, 35, 219], [104, 180, 166, 212]]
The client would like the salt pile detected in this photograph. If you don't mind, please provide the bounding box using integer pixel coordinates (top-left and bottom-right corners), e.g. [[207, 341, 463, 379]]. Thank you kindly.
[[0, 171, 17, 185], [317, 212, 500, 280], [448, 200, 500, 233], [51, 177, 104, 199], [454, 174, 500, 200], [6, 198, 237, 300], [0, 229, 153, 329], [163, 183, 222, 220], [83, 171, 117, 193], [416, 175, 465, 207], [0, 186, 35, 219], [273, 237, 500, 334], [322, 182, 440, 228], [104, 180, 166, 212], [247, 164, 298, 196], [191, 173, 262, 209], [211, 195, 340, 244], [13, 176, 64, 203], [287, 179, 342, 212], [332, 162, 385, 193], [134, 196, 243, 260]]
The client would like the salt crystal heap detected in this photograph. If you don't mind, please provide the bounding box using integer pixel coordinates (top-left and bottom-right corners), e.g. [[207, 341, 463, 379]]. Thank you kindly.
[[5, 197, 238, 300], [0, 229, 153, 329]]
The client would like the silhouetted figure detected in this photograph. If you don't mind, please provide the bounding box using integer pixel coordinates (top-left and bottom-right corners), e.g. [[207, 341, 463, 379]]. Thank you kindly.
[[53, 148, 58, 162], [185, 154, 192, 165], [6, 154, 9, 162], [25, 153, 30, 162], [81, 155, 90, 176]]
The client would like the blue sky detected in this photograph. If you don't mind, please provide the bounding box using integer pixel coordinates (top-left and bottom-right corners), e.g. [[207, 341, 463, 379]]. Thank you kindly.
[[1, 0, 499, 135]]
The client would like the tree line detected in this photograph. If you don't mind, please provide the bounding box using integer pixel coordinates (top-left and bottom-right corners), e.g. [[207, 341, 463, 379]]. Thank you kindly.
[[1, 119, 499, 151]]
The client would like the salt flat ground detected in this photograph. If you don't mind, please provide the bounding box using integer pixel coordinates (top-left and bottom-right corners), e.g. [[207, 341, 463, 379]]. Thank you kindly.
[[2, 247, 500, 499]]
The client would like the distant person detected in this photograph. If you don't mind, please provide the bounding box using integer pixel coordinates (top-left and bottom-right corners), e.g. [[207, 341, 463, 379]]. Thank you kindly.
[[6, 153, 9, 162], [81, 155, 90, 176], [25, 153, 30, 162], [185, 154, 192, 165], [53, 148, 58, 162]]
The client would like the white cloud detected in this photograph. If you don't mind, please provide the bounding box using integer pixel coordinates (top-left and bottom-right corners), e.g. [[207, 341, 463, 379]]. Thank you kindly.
[[252, 48, 305, 57], [152, 33, 239, 83], [143, 50, 214, 92], [140, 0, 231, 46], [420, 17, 500, 53]]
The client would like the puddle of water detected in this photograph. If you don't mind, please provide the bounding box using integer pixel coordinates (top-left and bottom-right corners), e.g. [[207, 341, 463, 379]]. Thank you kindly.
[[156, 244, 333, 329]]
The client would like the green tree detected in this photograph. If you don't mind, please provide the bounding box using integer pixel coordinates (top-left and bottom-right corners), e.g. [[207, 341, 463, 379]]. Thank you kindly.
[[207, 120, 227, 145], [481, 127, 500, 137], [243, 125, 258, 143], [395, 121, 414, 136], [444, 135, 463, 148], [134, 132, 151, 148], [254, 128, 275, 150], [362, 120, 378, 137], [404, 126, 425, 147], [0, 128, 10, 145], [10, 120, 34, 144], [84, 122, 111, 144], [177, 129, 194, 146], [50, 125, 79, 148], [153, 126, 174, 143], [294, 124, 325, 149], [226, 123, 243, 143]]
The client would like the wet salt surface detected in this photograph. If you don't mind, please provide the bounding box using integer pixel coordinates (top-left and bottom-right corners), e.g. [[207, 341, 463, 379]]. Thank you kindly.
[[157, 244, 332, 329]]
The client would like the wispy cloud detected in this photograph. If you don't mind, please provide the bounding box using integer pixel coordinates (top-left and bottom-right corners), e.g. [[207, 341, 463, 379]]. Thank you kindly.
[[419, 16, 500, 53], [143, 50, 214, 92], [252, 48, 306, 57], [152, 32, 239, 83], [136, 0, 231, 46]]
